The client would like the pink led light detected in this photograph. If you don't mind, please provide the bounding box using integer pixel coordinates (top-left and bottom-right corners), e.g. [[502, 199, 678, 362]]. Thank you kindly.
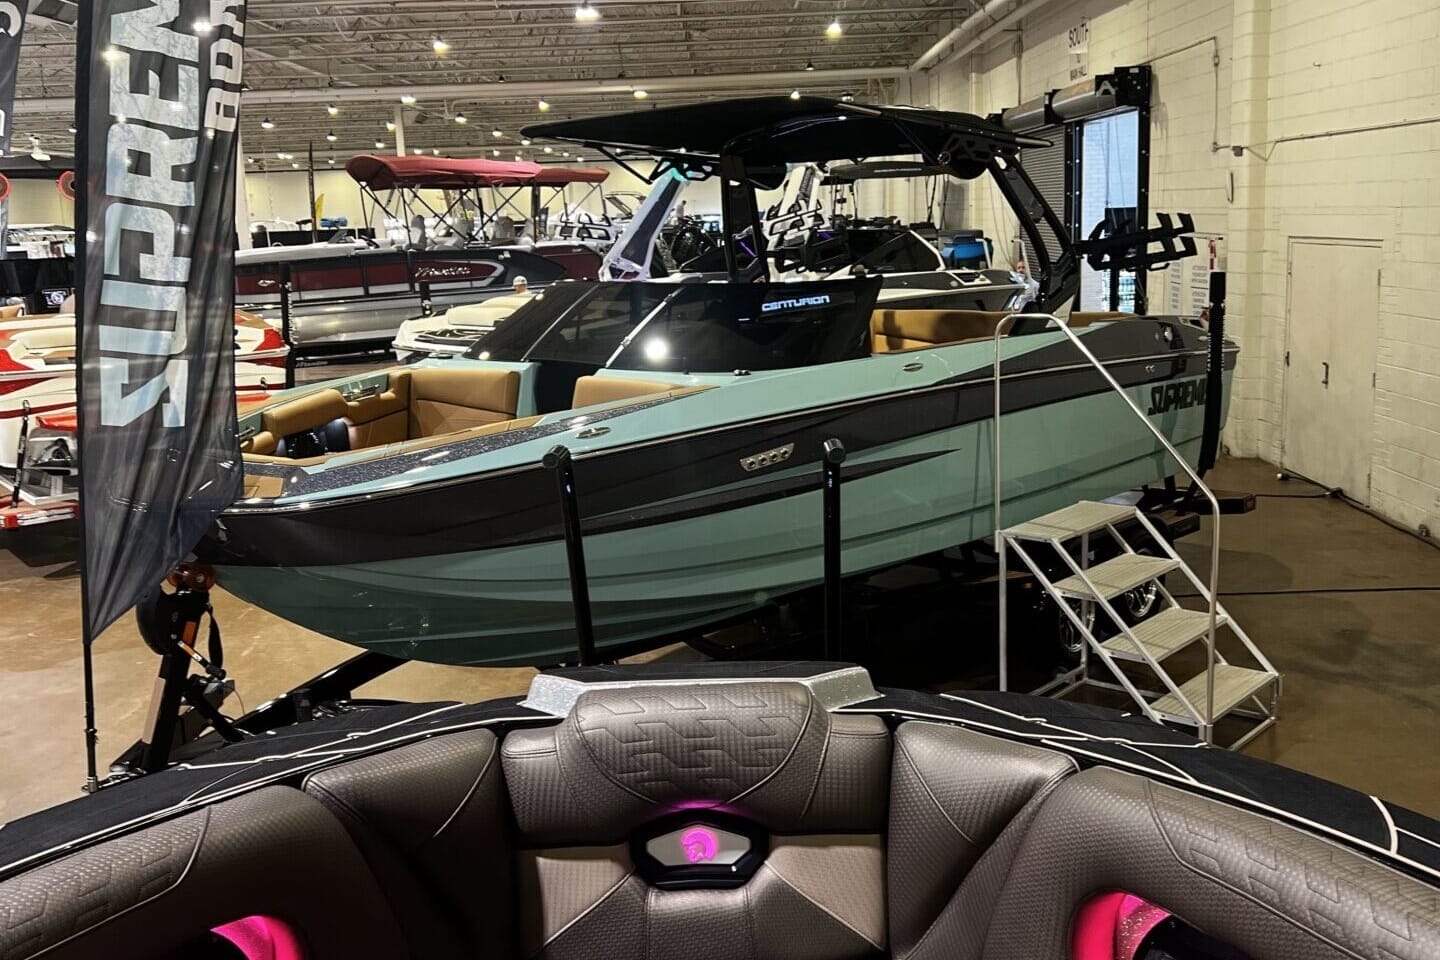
[[681, 827, 719, 863]]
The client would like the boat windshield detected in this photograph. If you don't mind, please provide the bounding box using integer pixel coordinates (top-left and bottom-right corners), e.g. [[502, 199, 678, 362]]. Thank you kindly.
[[468, 278, 881, 372]]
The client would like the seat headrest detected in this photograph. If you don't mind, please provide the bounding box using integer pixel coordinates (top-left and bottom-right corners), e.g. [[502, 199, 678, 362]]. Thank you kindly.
[[502, 682, 889, 844]]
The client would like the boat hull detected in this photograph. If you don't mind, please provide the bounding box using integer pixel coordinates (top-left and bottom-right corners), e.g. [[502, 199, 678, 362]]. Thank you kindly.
[[214, 366, 1228, 665]]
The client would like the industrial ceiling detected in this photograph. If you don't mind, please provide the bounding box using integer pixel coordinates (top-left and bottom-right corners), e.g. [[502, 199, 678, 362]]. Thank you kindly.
[[13, 0, 971, 169]]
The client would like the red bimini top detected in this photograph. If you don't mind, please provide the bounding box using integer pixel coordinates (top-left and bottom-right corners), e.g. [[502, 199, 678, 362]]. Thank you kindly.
[[346, 155, 544, 190]]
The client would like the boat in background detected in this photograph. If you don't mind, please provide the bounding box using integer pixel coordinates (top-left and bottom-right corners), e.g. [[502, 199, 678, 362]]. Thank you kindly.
[[235, 156, 607, 362]]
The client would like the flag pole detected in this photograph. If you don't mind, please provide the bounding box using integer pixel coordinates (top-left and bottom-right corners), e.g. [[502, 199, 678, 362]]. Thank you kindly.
[[72, 0, 100, 795], [308, 141, 318, 243]]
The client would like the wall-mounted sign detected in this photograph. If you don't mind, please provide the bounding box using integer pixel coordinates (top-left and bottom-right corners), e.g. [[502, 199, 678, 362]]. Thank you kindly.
[[1068, 17, 1090, 82]]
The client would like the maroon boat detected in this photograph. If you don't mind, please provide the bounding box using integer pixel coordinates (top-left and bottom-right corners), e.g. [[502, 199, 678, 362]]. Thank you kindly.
[[235, 156, 606, 361]]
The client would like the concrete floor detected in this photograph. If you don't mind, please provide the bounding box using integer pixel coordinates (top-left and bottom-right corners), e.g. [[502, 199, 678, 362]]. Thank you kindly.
[[0, 456, 1436, 823]]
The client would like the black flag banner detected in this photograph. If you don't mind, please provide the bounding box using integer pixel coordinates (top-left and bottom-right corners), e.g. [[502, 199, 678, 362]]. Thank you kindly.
[[0, 0, 29, 257], [76, 0, 247, 639]]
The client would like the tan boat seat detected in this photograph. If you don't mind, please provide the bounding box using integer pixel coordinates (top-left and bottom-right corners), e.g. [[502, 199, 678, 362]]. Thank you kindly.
[[870, 308, 1012, 353], [409, 367, 520, 437], [241, 388, 350, 455], [571, 375, 677, 409]]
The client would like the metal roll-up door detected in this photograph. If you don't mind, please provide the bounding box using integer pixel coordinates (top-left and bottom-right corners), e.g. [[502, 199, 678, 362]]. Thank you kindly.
[[1017, 122, 1068, 274]]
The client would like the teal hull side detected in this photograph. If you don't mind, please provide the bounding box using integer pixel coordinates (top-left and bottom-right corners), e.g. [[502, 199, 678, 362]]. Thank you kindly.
[[218, 377, 1223, 665]]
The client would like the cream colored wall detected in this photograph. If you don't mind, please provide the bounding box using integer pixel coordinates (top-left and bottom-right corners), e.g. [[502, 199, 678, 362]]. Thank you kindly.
[[7, 179, 73, 226], [915, 0, 1440, 535]]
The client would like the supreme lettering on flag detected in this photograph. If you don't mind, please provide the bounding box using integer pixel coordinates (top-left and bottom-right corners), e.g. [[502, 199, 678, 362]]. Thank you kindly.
[[76, 0, 246, 637]]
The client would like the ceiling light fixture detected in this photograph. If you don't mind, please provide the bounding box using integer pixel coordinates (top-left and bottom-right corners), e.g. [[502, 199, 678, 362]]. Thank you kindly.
[[412, 147, 422, 155], [840, 91, 854, 102], [400, 93, 417, 105], [67, 124, 76, 134], [633, 88, 648, 99], [492, 148, 501, 156], [325, 130, 337, 142], [497, 73, 506, 83], [574, 1, 600, 22], [521, 138, 532, 146], [454, 112, 468, 124], [247, 156, 256, 163], [328, 158, 336, 165], [543, 145, 553, 153], [790, 89, 801, 100], [326, 103, 339, 116], [805, 60, 815, 71], [537, 99, 551, 112], [291, 162, 300, 169], [492, 127, 503, 138], [374, 139, 385, 148], [193, 19, 213, 35], [260, 117, 275, 129], [432, 37, 450, 54], [432, 148, 440, 155], [385, 120, 396, 131], [101, 46, 122, 64], [825, 19, 842, 38]]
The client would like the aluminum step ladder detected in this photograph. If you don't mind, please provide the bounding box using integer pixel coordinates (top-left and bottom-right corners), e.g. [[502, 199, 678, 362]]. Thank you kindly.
[[989, 312, 1280, 749], [1000, 499, 1280, 748]]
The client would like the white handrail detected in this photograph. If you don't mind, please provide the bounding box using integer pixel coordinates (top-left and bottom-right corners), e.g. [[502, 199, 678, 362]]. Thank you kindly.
[[993, 313, 1223, 734]]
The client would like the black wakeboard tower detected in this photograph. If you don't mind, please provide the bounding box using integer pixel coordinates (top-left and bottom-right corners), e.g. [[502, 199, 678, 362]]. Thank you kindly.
[[522, 96, 1080, 312]]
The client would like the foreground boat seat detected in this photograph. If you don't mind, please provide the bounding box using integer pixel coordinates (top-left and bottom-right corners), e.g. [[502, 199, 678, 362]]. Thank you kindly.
[[303, 728, 513, 958], [243, 387, 351, 457], [967, 766, 1440, 960], [0, 786, 409, 960], [409, 366, 521, 436], [870, 309, 1011, 353], [571, 375, 680, 409]]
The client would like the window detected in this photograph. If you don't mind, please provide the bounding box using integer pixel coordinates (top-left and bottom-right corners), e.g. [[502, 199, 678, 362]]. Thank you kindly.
[[1077, 110, 1140, 311]]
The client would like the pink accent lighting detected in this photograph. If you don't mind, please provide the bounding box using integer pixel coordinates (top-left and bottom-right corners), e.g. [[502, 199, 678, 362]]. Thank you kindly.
[[681, 827, 719, 863]]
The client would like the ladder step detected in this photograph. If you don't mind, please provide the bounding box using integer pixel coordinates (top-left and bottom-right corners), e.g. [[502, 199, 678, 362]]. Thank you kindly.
[[1003, 500, 1137, 541], [1151, 664, 1277, 725], [1101, 608, 1228, 662], [1052, 554, 1180, 601]]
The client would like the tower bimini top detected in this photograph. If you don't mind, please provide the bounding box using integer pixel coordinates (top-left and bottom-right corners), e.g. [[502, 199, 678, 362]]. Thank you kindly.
[[522, 96, 1078, 309], [822, 160, 953, 184], [346, 155, 545, 190]]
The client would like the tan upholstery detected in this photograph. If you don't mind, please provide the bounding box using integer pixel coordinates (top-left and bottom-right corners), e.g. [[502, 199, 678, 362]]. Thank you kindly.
[[261, 388, 349, 440], [0, 303, 23, 319], [346, 373, 411, 448], [870, 309, 1011, 353], [409, 367, 520, 437], [1067, 311, 1135, 328], [571, 375, 676, 409]]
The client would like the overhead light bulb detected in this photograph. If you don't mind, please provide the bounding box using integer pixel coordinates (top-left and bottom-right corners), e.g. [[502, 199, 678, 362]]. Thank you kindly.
[[454, 112, 467, 124], [328, 158, 336, 165], [574, 1, 600, 22], [412, 147, 422, 155], [537, 99, 551, 112], [515, 153, 522, 162], [385, 120, 396, 131], [492, 149, 500, 156], [497, 73, 507, 83], [101, 47, 121, 64], [543, 145, 553, 153], [326, 103, 339, 116], [563, 151, 570, 157], [374, 139, 385, 148], [840, 91, 854, 102], [633, 88, 648, 100], [825, 19, 842, 38], [291, 162, 300, 169], [247, 156, 256, 163], [400, 93, 417, 105], [67, 124, 76, 134], [790, 89, 801, 100], [260, 117, 275, 129], [492, 128, 503, 138], [432, 36, 450, 54], [432, 147, 440, 155], [193, 19, 213, 35], [522, 138, 532, 146], [805, 60, 815, 71], [325, 130, 337, 142]]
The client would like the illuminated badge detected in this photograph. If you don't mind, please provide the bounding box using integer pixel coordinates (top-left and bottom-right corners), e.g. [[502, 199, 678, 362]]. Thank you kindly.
[[645, 824, 751, 867], [633, 815, 767, 889]]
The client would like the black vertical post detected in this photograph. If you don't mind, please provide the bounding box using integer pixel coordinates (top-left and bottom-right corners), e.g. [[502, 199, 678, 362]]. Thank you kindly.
[[1197, 270, 1226, 476], [544, 444, 597, 665], [279, 262, 295, 388], [821, 437, 846, 660]]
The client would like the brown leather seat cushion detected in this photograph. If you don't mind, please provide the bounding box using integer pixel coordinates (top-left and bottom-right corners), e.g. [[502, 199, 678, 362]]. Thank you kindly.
[[870, 309, 1012, 353], [256, 388, 349, 451], [571, 375, 676, 409], [409, 367, 520, 437]]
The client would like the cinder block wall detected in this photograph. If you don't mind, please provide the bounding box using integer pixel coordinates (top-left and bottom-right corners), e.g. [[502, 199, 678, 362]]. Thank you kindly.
[[911, 0, 1440, 536]]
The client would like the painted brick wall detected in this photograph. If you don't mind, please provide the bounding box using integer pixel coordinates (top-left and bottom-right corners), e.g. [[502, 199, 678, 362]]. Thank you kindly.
[[912, 0, 1440, 535]]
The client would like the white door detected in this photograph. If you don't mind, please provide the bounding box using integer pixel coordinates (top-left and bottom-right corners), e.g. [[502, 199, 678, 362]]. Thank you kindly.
[[1281, 240, 1380, 502]]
